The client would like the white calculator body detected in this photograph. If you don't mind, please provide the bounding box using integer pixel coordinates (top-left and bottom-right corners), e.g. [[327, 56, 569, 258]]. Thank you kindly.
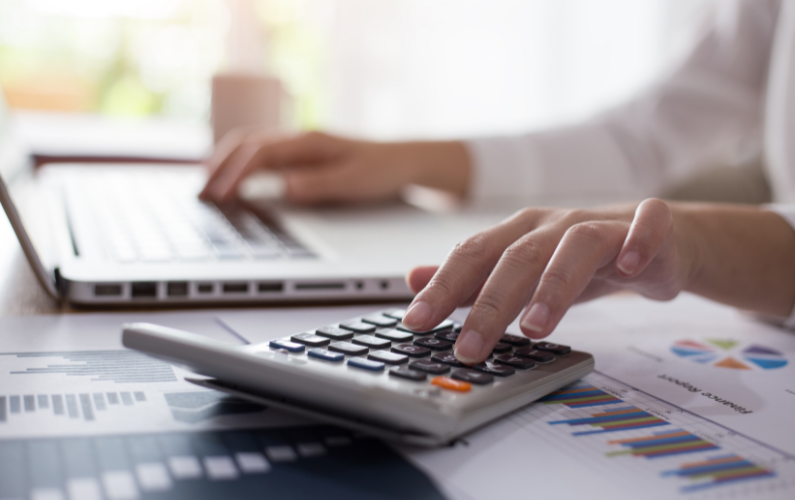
[[122, 308, 594, 446]]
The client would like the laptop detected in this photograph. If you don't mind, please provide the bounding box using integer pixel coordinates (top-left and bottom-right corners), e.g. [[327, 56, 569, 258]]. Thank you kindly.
[[0, 93, 504, 306]]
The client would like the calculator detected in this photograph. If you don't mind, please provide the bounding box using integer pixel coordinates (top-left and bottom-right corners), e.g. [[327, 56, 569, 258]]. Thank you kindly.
[[122, 308, 594, 446]]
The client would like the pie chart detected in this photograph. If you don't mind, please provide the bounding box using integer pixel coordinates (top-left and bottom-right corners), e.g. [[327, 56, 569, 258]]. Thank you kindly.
[[670, 339, 788, 370]]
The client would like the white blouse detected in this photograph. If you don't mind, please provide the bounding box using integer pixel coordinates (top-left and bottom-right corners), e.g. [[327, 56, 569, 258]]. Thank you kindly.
[[465, 0, 795, 323]]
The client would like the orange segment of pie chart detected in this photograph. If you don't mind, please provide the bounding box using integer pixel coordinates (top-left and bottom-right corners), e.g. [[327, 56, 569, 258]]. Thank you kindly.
[[714, 357, 751, 370]]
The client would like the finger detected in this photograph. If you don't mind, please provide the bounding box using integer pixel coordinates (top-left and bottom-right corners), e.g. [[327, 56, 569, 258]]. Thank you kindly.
[[615, 198, 673, 277], [207, 132, 344, 202], [519, 221, 628, 338], [199, 128, 254, 199], [402, 208, 551, 332], [453, 225, 563, 363]]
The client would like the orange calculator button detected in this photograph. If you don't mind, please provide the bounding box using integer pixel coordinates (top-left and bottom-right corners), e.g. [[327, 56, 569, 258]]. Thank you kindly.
[[431, 376, 471, 392]]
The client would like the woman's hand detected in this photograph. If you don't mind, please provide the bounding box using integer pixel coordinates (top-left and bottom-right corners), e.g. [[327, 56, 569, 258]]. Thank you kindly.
[[402, 199, 695, 364], [200, 130, 471, 204]]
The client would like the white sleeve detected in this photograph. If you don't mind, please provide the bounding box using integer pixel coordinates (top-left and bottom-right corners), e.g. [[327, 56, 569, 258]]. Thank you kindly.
[[466, 0, 780, 205]]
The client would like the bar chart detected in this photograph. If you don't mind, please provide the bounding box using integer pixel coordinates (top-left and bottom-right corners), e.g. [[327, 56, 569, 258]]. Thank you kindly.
[[511, 373, 795, 498], [0, 426, 446, 500], [0, 390, 266, 425], [2, 350, 177, 383]]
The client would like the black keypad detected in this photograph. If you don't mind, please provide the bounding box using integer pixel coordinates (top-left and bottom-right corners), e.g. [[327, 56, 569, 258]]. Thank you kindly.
[[382, 308, 407, 320], [352, 335, 391, 349], [493, 355, 536, 370], [361, 314, 398, 328], [414, 337, 453, 351], [434, 330, 459, 342], [374, 328, 414, 342], [368, 350, 409, 365], [514, 347, 555, 363], [391, 344, 431, 358], [339, 321, 377, 334], [290, 332, 330, 347], [491, 342, 512, 354], [389, 368, 427, 382], [409, 361, 451, 375], [473, 362, 515, 377], [534, 342, 571, 355], [328, 341, 368, 356], [453, 322, 463, 333], [396, 319, 455, 335], [431, 352, 464, 367], [452, 369, 494, 385], [500, 334, 531, 347], [315, 326, 354, 341]]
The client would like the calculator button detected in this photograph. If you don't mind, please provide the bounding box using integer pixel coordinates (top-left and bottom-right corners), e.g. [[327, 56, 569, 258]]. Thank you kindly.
[[391, 344, 431, 358], [347, 357, 385, 372], [453, 322, 463, 333], [307, 348, 345, 362], [374, 328, 414, 342], [473, 362, 515, 377], [382, 308, 407, 320], [290, 332, 330, 347], [361, 314, 398, 328], [368, 351, 408, 365], [434, 330, 459, 342], [396, 319, 455, 335], [339, 321, 377, 334], [414, 338, 453, 351], [409, 361, 451, 375], [431, 352, 464, 367], [493, 355, 536, 370], [328, 342, 368, 356], [352, 335, 391, 349], [269, 340, 305, 353], [315, 326, 354, 341], [514, 347, 555, 363], [389, 368, 427, 382], [431, 376, 471, 392], [491, 342, 512, 354], [452, 369, 494, 385], [500, 334, 531, 347], [533, 342, 571, 355]]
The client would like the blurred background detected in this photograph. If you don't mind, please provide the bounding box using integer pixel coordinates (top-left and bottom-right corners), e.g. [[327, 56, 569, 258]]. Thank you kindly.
[[0, 0, 707, 142]]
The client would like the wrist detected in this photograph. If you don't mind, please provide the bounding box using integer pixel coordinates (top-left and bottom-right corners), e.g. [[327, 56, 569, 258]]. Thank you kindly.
[[394, 141, 471, 198]]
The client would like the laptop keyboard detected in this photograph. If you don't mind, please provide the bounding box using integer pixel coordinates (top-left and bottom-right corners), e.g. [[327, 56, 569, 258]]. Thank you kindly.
[[64, 171, 314, 263]]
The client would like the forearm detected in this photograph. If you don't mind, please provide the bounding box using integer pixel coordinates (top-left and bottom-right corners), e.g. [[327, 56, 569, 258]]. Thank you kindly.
[[676, 203, 795, 317]]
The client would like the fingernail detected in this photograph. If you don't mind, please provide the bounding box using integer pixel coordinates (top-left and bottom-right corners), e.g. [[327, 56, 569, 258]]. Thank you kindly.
[[455, 330, 486, 364], [617, 250, 640, 275], [403, 301, 431, 329], [521, 303, 549, 333]]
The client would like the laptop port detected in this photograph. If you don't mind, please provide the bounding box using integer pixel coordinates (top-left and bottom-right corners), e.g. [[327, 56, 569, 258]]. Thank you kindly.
[[131, 282, 158, 299], [258, 282, 284, 293], [94, 284, 122, 297], [223, 283, 249, 294], [167, 282, 189, 297], [197, 283, 214, 294], [295, 282, 346, 291]]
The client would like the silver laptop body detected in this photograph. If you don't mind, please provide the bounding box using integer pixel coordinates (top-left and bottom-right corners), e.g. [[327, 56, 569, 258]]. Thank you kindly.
[[0, 96, 504, 306]]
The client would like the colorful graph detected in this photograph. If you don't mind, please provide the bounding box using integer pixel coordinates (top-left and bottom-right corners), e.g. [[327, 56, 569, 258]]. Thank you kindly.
[[541, 383, 776, 493], [663, 454, 776, 493], [670, 339, 788, 370], [606, 430, 719, 458]]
